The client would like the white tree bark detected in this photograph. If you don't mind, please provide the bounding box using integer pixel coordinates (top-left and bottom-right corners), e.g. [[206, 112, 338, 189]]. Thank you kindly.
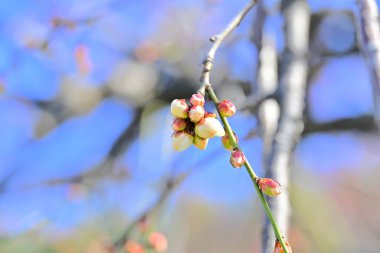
[[261, 1, 310, 252], [356, 0, 380, 129]]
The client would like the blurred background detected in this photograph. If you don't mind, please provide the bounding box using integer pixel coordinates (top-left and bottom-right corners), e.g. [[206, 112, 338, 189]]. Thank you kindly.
[[0, 0, 379, 252]]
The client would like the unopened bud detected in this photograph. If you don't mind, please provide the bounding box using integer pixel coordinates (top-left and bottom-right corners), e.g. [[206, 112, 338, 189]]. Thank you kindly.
[[172, 131, 194, 151], [230, 150, 246, 168], [193, 135, 209, 150], [258, 178, 282, 197], [170, 99, 189, 119], [189, 105, 205, 123], [273, 238, 292, 253], [218, 100, 236, 117], [148, 232, 168, 253], [172, 118, 187, 131], [195, 117, 225, 138], [124, 240, 145, 253], [221, 131, 238, 150], [190, 93, 205, 106]]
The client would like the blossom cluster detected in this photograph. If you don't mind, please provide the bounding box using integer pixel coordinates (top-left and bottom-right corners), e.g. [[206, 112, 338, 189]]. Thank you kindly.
[[170, 93, 227, 151], [169, 92, 290, 251]]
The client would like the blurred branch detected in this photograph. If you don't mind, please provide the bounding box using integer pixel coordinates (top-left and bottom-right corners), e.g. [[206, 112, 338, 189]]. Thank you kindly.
[[36, 15, 100, 51], [0, 170, 17, 194], [244, 2, 279, 113], [241, 91, 278, 112], [113, 173, 188, 251], [303, 115, 377, 135], [29, 72, 200, 190], [112, 146, 226, 251], [262, 1, 310, 252], [28, 108, 143, 188], [250, 0, 265, 48], [356, 0, 380, 129]]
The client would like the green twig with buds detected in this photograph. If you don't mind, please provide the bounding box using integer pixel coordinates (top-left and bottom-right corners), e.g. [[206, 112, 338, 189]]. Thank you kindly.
[[198, 1, 290, 252]]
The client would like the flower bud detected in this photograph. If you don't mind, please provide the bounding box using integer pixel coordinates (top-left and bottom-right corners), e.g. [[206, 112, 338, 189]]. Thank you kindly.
[[148, 232, 168, 253], [221, 131, 238, 150], [190, 93, 205, 106], [193, 135, 209, 150], [170, 99, 189, 119], [195, 117, 225, 138], [230, 150, 246, 168], [258, 178, 282, 197], [189, 105, 205, 123], [273, 238, 292, 253], [172, 118, 187, 131], [204, 112, 217, 118], [124, 240, 145, 253], [218, 100, 236, 117], [172, 131, 194, 151]]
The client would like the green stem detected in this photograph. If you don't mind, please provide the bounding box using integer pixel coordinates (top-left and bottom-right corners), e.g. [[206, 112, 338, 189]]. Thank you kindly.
[[206, 85, 289, 253]]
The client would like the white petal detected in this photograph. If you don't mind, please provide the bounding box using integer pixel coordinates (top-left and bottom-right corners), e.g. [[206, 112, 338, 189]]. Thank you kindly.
[[172, 132, 193, 151]]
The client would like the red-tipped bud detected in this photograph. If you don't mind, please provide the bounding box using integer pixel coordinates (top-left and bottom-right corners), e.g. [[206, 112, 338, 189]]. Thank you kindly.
[[189, 105, 205, 123], [204, 112, 217, 118], [218, 100, 236, 117], [221, 131, 238, 150], [193, 135, 209, 150], [195, 117, 225, 138], [172, 118, 187, 131], [170, 99, 189, 119], [124, 240, 145, 253], [273, 238, 292, 253], [230, 150, 246, 168], [148, 232, 168, 253], [190, 93, 205, 106], [172, 131, 194, 151], [258, 178, 282, 197]]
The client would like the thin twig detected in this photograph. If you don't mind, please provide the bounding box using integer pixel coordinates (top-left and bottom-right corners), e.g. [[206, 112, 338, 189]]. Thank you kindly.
[[356, 0, 380, 129], [199, 0, 258, 94], [197, 1, 290, 252]]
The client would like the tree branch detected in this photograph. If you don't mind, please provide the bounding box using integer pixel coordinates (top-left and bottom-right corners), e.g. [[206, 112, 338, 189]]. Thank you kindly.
[[197, 1, 290, 252], [199, 0, 258, 94]]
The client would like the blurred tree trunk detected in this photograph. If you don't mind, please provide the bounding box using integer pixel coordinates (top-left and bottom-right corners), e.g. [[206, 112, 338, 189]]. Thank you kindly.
[[356, 0, 380, 129], [261, 1, 310, 252]]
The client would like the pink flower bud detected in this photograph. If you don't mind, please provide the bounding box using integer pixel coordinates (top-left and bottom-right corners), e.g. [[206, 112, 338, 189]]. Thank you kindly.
[[195, 117, 225, 138], [170, 99, 189, 119], [218, 100, 236, 117], [172, 118, 187, 131], [258, 178, 282, 197], [124, 240, 145, 253], [172, 131, 194, 151], [190, 93, 205, 106], [148, 232, 168, 253], [230, 150, 246, 168], [204, 112, 217, 118], [188, 105, 205, 123], [273, 238, 292, 253], [193, 135, 209, 150], [221, 131, 238, 150]]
